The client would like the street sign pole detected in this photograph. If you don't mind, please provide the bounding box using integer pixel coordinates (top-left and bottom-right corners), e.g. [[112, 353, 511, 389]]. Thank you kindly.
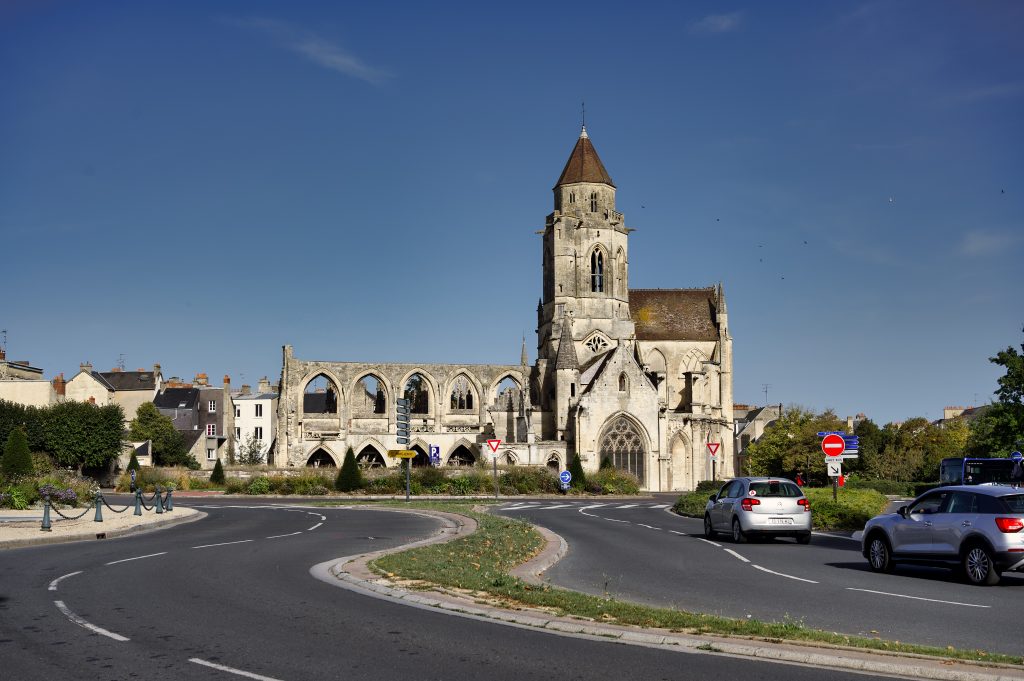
[[397, 398, 412, 502], [487, 439, 502, 500]]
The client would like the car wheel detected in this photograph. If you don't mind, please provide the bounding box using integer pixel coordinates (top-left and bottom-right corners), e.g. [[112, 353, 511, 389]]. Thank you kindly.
[[703, 514, 716, 539], [867, 534, 893, 573], [963, 544, 1001, 586], [731, 518, 746, 544], [796, 531, 811, 545]]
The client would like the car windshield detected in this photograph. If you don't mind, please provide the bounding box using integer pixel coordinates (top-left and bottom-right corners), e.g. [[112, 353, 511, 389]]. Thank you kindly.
[[748, 481, 802, 497], [998, 494, 1024, 513]]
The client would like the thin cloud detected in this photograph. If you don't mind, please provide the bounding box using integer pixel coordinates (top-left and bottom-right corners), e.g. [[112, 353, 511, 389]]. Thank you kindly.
[[959, 229, 1022, 257], [227, 17, 390, 85], [689, 12, 743, 34]]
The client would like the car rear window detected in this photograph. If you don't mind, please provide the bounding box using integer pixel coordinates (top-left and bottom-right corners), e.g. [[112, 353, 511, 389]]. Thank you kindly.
[[996, 494, 1024, 513], [748, 481, 802, 497]]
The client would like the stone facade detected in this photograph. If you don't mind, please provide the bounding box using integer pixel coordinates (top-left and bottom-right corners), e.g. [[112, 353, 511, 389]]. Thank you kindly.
[[277, 127, 735, 491]]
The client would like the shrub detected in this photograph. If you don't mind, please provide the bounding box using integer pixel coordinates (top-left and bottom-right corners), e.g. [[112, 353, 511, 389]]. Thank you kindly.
[[2, 428, 33, 480], [413, 466, 449, 494], [450, 475, 476, 496], [210, 459, 226, 485], [803, 487, 889, 530], [0, 485, 29, 510], [293, 475, 333, 495], [844, 479, 918, 496], [568, 452, 586, 489], [695, 479, 722, 494], [364, 472, 404, 494], [673, 490, 711, 517], [336, 447, 363, 492], [600, 456, 613, 470], [224, 478, 247, 494], [502, 467, 559, 494], [247, 476, 271, 495], [31, 452, 55, 476], [589, 467, 640, 495]]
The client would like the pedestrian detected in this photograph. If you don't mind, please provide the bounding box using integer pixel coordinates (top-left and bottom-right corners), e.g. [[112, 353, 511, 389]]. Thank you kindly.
[[1011, 455, 1023, 488], [795, 471, 804, 487]]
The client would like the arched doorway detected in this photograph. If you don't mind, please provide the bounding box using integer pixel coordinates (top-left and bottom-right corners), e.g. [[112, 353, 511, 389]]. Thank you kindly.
[[306, 448, 337, 468], [356, 445, 386, 468], [447, 445, 475, 467], [599, 416, 646, 482], [546, 453, 561, 470], [409, 444, 430, 468]]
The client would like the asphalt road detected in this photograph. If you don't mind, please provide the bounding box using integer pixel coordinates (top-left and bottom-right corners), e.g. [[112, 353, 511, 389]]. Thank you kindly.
[[495, 500, 1024, 656], [1, 498, 908, 681]]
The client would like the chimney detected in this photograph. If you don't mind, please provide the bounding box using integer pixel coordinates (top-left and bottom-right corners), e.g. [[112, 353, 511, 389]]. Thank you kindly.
[[110, 367, 122, 372], [240, 384, 252, 396], [136, 368, 144, 373], [195, 373, 208, 386], [52, 373, 66, 396], [80, 362, 93, 374], [153, 363, 161, 375], [258, 377, 271, 394], [223, 374, 231, 387], [88, 396, 96, 404], [0, 347, 5, 360]]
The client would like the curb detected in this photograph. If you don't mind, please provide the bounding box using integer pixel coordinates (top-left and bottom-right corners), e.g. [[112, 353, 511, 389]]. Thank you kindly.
[[0, 510, 206, 550], [311, 506, 1024, 681]]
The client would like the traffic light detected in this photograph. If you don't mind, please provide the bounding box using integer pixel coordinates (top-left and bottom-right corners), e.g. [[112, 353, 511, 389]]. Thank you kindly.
[[396, 398, 411, 445]]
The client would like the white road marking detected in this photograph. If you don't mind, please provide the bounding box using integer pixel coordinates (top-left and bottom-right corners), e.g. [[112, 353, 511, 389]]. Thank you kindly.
[[503, 504, 538, 510], [605, 518, 630, 523], [192, 539, 254, 549], [266, 532, 303, 539], [105, 552, 166, 566], [616, 504, 638, 509], [724, 549, 750, 563], [670, 530, 687, 536], [815, 531, 861, 543], [696, 537, 722, 547], [307, 522, 323, 531], [637, 524, 662, 530], [649, 504, 669, 509], [306, 512, 327, 521], [579, 504, 608, 510], [54, 600, 129, 641], [752, 564, 819, 584], [189, 658, 284, 681], [845, 588, 990, 608], [535, 504, 572, 510], [48, 571, 83, 592]]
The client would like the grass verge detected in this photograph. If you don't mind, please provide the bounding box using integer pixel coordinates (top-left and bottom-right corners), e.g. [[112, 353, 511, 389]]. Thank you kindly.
[[336, 501, 1023, 667]]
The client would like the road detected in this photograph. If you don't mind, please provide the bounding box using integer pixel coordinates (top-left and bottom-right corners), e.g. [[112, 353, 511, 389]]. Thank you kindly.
[[1, 498, 909, 681], [495, 500, 1024, 655]]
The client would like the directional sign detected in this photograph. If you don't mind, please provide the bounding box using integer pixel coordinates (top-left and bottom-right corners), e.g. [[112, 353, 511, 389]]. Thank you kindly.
[[827, 461, 842, 477], [396, 436, 410, 445], [559, 470, 572, 484], [486, 439, 502, 453], [821, 433, 846, 457], [387, 449, 417, 459], [706, 442, 720, 458]]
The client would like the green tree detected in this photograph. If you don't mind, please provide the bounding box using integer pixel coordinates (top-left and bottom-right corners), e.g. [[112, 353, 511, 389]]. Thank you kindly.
[[335, 447, 363, 492], [599, 456, 613, 470], [743, 407, 845, 484], [128, 402, 195, 468], [2, 428, 34, 480], [568, 451, 586, 489], [968, 329, 1024, 455], [43, 401, 124, 471], [210, 458, 225, 485], [127, 450, 141, 472], [852, 418, 885, 477], [237, 433, 265, 466]]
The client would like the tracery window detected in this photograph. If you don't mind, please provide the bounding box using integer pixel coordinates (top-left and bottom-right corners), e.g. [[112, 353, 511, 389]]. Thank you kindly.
[[355, 375, 386, 414], [404, 374, 429, 414], [584, 334, 609, 353], [599, 417, 645, 481], [590, 250, 604, 293], [449, 375, 474, 411]]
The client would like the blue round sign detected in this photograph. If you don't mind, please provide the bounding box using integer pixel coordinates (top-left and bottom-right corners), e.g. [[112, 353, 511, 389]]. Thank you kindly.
[[559, 470, 572, 484], [130, 468, 137, 481], [1012, 451, 1023, 461]]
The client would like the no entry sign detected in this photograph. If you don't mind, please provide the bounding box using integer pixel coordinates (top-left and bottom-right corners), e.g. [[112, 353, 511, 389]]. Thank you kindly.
[[821, 433, 846, 457]]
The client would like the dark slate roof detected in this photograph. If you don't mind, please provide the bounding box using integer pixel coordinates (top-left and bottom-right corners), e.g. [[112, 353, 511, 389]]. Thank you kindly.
[[554, 317, 579, 370], [629, 288, 719, 341], [98, 370, 157, 392], [554, 128, 615, 188], [181, 430, 202, 451], [89, 371, 115, 391], [154, 387, 199, 410]]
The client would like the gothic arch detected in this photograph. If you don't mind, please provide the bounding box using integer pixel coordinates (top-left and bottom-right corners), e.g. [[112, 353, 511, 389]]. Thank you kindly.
[[581, 330, 611, 356], [598, 413, 650, 484], [669, 430, 692, 491], [447, 371, 483, 413], [351, 371, 390, 416], [680, 348, 709, 373], [546, 452, 562, 470], [446, 438, 479, 466], [306, 447, 338, 468], [645, 348, 668, 402], [300, 371, 344, 415], [589, 244, 610, 294], [399, 370, 439, 416], [355, 439, 388, 468], [503, 450, 518, 465], [490, 373, 524, 410], [613, 247, 626, 297], [447, 444, 477, 467]]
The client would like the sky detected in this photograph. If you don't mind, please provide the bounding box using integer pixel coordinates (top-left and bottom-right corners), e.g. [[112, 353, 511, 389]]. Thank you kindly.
[[1, 0, 1022, 426]]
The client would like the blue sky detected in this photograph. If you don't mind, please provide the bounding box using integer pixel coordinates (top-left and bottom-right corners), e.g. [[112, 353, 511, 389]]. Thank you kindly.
[[2, 1, 1022, 425]]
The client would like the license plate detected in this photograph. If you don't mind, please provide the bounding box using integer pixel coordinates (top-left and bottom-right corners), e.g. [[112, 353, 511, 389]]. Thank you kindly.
[[767, 517, 793, 525]]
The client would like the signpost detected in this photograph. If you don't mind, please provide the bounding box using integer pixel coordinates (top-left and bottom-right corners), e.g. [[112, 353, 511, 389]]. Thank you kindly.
[[429, 444, 441, 467], [821, 434, 846, 457], [487, 439, 502, 499], [559, 470, 571, 493], [819, 432, 860, 501], [827, 460, 842, 478], [396, 398, 412, 500], [706, 442, 720, 480]]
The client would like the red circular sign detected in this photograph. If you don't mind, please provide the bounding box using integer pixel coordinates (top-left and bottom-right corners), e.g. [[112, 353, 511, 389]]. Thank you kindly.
[[822, 434, 846, 457]]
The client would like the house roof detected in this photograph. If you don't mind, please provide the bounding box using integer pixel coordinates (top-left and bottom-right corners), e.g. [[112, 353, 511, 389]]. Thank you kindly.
[[98, 370, 157, 392], [154, 387, 199, 410], [88, 371, 116, 391], [554, 127, 615, 189], [181, 430, 203, 451], [234, 393, 278, 401], [629, 288, 720, 341]]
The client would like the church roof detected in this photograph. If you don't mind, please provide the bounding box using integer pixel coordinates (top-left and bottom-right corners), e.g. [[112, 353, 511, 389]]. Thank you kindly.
[[629, 288, 720, 341], [554, 317, 579, 370], [554, 127, 615, 189]]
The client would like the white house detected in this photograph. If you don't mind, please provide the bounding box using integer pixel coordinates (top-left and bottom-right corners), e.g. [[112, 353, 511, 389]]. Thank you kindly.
[[232, 378, 278, 464]]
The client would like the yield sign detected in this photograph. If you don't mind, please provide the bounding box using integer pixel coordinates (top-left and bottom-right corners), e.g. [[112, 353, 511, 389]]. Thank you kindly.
[[821, 433, 846, 457], [706, 442, 720, 457], [486, 439, 502, 453]]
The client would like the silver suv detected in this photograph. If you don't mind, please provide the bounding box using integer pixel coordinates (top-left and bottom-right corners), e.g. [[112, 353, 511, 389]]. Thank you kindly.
[[862, 485, 1024, 585], [704, 477, 812, 544]]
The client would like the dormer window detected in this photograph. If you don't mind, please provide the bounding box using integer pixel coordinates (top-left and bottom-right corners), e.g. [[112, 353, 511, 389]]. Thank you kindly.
[[591, 250, 604, 292], [589, 192, 597, 211]]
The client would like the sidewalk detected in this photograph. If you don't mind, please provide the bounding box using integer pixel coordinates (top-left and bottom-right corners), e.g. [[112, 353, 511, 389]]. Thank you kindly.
[[312, 507, 1024, 681], [0, 505, 203, 549]]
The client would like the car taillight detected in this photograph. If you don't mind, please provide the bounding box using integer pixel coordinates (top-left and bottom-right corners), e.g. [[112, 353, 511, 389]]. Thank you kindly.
[[740, 497, 760, 511], [995, 517, 1024, 533], [798, 498, 810, 512]]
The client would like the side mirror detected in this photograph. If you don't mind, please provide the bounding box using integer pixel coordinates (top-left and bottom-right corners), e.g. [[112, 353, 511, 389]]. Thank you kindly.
[[709, 494, 717, 502], [897, 506, 908, 518]]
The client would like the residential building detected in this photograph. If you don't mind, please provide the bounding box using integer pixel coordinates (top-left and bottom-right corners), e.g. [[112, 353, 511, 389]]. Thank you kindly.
[[65, 362, 162, 422], [232, 377, 279, 464], [0, 348, 58, 407]]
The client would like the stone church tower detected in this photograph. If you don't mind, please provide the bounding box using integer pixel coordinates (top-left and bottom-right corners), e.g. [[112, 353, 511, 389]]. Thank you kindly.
[[276, 124, 734, 491]]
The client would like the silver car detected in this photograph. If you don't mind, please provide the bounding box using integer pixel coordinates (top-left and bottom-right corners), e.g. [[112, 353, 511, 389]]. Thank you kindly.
[[704, 477, 812, 544], [862, 484, 1024, 585]]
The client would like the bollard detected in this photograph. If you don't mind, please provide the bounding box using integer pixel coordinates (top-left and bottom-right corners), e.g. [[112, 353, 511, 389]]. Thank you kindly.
[[41, 497, 52, 532], [94, 492, 103, 522], [165, 489, 173, 512], [155, 487, 164, 514], [134, 489, 142, 516]]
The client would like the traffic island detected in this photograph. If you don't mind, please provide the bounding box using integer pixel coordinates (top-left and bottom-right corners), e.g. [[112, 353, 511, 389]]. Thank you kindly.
[[0, 506, 203, 549]]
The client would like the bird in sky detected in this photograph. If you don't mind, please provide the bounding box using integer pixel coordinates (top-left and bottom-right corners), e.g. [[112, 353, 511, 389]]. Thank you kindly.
[[888, 196, 895, 203]]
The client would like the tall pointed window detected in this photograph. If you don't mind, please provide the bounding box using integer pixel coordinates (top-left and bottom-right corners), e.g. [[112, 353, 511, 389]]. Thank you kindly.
[[589, 192, 598, 211], [591, 250, 604, 293]]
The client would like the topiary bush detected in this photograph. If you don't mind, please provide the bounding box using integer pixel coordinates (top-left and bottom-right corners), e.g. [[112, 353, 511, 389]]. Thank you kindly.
[[2, 428, 34, 480], [336, 447, 364, 492], [210, 458, 226, 485], [568, 452, 586, 490]]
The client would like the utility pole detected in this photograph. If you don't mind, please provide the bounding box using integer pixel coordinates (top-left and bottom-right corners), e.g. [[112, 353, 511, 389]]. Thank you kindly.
[[762, 383, 771, 405]]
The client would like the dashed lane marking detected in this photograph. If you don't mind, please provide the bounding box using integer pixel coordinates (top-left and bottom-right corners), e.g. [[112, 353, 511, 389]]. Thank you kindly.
[[615, 504, 638, 509], [266, 532, 303, 539], [48, 571, 83, 591], [605, 518, 630, 523], [189, 658, 285, 681], [192, 539, 254, 549], [105, 552, 167, 566], [695, 537, 722, 547], [307, 522, 323, 531], [846, 588, 989, 608], [54, 600, 129, 642], [724, 549, 750, 563], [534, 504, 573, 510], [752, 564, 818, 584], [637, 524, 662, 530], [669, 530, 687, 536]]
